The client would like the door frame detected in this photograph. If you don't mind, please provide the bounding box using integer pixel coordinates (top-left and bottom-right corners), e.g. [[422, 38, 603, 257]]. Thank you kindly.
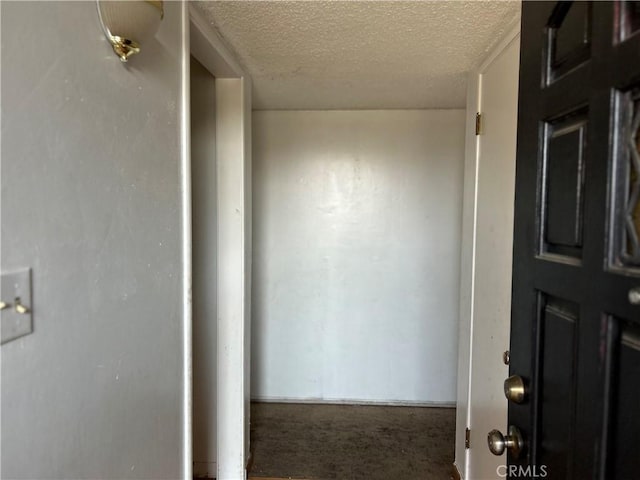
[[182, 5, 252, 479], [454, 20, 520, 480]]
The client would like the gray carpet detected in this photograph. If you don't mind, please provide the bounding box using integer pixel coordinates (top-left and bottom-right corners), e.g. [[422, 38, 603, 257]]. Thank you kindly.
[[249, 402, 455, 480]]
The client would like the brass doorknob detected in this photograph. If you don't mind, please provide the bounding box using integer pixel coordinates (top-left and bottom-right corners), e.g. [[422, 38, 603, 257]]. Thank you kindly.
[[487, 425, 524, 459], [504, 375, 526, 403]]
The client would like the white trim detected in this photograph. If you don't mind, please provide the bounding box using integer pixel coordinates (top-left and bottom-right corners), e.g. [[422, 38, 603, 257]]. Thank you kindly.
[[189, 4, 246, 78], [241, 74, 253, 473], [453, 71, 482, 480], [477, 23, 521, 74], [0, 3, 3, 474], [464, 73, 481, 480], [251, 397, 456, 408], [180, 1, 193, 480]]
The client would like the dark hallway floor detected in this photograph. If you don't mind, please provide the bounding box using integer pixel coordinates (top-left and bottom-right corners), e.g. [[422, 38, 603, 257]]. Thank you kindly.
[[248, 402, 455, 480]]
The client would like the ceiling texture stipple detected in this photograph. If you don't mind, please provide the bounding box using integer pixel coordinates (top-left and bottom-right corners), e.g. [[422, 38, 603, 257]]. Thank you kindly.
[[193, 1, 521, 110]]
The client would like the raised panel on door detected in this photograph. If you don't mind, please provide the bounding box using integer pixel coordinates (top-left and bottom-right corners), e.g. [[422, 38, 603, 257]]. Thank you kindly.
[[608, 319, 640, 479], [537, 294, 579, 480], [540, 110, 588, 261]]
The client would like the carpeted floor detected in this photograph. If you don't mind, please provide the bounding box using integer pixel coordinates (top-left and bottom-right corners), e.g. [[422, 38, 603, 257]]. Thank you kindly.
[[248, 402, 455, 480]]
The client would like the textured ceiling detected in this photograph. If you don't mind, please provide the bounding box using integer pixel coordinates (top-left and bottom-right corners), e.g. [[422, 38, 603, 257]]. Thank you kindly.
[[193, 1, 521, 110]]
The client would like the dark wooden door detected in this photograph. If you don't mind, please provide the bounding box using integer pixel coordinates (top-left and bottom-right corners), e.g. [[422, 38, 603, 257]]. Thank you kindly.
[[509, 1, 640, 479]]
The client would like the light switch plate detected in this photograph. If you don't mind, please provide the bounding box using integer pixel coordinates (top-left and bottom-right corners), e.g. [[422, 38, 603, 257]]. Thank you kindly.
[[1, 268, 33, 344]]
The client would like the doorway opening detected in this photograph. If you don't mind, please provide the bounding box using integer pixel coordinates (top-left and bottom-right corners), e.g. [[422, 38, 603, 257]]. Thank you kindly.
[[247, 109, 464, 479], [187, 2, 523, 479]]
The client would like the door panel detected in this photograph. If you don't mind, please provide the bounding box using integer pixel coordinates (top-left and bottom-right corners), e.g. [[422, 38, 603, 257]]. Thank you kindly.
[[542, 111, 588, 258], [538, 294, 579, 480], [610, 321, 640, 479], [610, 89, 640, 271], [547, 1, 592, 82], [508, 2, 640, 479]]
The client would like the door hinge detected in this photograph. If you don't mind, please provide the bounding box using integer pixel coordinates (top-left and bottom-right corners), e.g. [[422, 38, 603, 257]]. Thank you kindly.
[[475, 112, 483, 135], [465, 427, 471, 449]]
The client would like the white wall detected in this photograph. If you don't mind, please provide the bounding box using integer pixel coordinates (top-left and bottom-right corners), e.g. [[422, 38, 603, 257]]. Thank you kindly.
[[252, 110, 465, 404], [1, 2, 189, 478]]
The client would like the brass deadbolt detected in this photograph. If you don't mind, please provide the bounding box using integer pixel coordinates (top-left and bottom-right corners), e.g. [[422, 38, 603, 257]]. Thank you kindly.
[[504, 375, 526, 404]]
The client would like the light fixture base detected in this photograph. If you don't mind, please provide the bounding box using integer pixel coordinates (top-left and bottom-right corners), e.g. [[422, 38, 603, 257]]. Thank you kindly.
[[96, 0, 163, 63], [110, 36, 141, 62]]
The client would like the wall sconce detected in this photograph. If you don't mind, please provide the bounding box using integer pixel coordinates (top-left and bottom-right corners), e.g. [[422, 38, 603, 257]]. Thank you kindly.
[[97, 0, 164, 62]]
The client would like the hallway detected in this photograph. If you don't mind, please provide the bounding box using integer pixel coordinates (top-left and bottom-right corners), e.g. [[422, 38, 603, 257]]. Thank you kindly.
[[1, 2, 522, 479], [248, 403, 455, 480]]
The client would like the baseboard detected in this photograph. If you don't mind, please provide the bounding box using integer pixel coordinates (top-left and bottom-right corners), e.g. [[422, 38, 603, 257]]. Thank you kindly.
[[193, 454, 249, 479], [251, 396, 456, 408], [193, 461, 216, 479], [451, 462, 462, 480]]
